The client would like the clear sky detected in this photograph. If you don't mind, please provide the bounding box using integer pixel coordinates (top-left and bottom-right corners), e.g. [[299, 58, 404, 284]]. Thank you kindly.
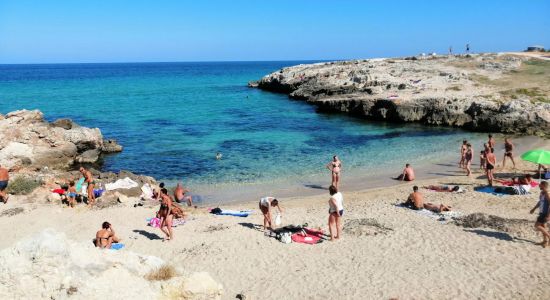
[[0, 0, 549, 63]]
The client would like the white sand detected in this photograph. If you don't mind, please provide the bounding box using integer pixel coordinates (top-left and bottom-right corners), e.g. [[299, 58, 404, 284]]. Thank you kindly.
[[1, 154, 549, 299]]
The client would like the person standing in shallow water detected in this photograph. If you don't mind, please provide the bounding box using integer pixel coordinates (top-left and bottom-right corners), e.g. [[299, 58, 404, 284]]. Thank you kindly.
[[326, 155, 342, 189], [502, 138, 516, 168], [464, 143, 473, 176]]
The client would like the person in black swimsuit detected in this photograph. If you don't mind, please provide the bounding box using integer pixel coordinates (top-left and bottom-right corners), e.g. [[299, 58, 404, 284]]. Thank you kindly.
[[158, 188, 174, 241], [502, 138, 516, 168]]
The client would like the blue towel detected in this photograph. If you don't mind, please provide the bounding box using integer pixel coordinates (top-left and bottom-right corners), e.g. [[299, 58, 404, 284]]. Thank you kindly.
[[110, 243, 124, 250], [475, 186, 507, 196]]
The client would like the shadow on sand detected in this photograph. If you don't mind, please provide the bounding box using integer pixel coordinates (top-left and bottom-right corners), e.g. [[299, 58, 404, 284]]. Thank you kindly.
[[238, 222, 263, 231], [464, 229, 514, 241], [303, 184, 328, 190], [132, 229, 163, 240]]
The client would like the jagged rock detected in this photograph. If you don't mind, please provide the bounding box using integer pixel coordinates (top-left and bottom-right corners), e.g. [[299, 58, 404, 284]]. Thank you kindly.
[[63, 127, 103, 151], [254, 54, 550, 136], [51, 118, 74, 130], [76, 149, 100, 164], [0, 142, 34, 169], [102, 139, 123, 152]]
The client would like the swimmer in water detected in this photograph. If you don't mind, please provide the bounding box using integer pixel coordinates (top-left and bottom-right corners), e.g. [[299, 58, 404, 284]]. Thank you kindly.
[[216, 153, 223, 160]]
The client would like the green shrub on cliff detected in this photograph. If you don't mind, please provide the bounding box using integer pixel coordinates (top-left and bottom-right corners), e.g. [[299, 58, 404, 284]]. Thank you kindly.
[[7, 176, 43, 195]]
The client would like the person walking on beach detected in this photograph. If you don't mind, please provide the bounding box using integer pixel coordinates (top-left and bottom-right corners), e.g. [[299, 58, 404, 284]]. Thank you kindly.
[[174, 182, 193, 207], [502, 138, 516, 168], [459, 140, 468, 168], [464, 143, 473, 176], [485, 148, 497, 186], [328, 185, 344, 241], [79, 167, 96, 206], [326, 155, 342, 189], [396, 164, 415, 181], [530, 181, 550, 248], [159, 188, 174, 241], [259, 196, 283, 230], [95, 221, 120, 249], [0, 165, 9, 204]]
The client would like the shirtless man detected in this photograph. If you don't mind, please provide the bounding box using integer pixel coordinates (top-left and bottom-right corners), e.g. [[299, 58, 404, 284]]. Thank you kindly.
[[174, 182, 193, 206], [402, 186, 423, 210], [487, 134, 496, 152], [485, 148, 497, 186], [459, 140, 468, 168], [79, 167, 95, 206], [95, 221, 120, 249], [502, 138, 516, 168], [0, 165, 9, 204], [397, 164, 415, 181]]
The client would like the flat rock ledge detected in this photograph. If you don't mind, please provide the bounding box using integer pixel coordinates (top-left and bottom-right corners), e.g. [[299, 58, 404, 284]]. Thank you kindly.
[[0, 109, 123, 170], [251, 54, 550, 137]]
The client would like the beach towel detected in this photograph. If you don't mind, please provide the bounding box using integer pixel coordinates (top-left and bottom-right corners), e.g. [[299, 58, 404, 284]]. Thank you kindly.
[[396, 204, 462, 223], [105, 177, 139, 191], [147, 217, 186, 228], [110, 243, 124, 250], [52, 189, 66, 195], [75, 177, 85, 193], [291, 228, 324, 244], [140, 183, 154, 200], [474, 186, 530, 196]]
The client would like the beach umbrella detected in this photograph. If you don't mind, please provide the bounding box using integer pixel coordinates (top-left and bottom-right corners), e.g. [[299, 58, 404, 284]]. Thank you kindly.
[[521, 149, 550, 178]]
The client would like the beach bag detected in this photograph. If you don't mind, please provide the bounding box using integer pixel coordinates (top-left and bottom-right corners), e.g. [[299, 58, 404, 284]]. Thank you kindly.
[[278, 232, 292, 244]]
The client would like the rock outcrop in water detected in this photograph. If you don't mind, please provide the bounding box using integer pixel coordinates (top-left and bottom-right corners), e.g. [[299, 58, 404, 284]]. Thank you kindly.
[[0, 110, 123, 170], [251, 53, 550, 137]]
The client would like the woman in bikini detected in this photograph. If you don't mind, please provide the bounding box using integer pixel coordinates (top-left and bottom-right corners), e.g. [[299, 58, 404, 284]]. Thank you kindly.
[[158, 188, 174, 241], [464, 143, 473, 176], [80, 167, 96, 206], [326, 155, 342, 189], [95, 221, 120, 249]]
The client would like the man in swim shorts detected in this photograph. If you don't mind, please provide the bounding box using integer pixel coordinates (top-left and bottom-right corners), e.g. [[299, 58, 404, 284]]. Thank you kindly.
[[485, 148, 496, 186], [0, 165, 9, 204], [174, 182, 193, 206], [396, 164, 415, 181], [502, 138, 515, 168], [79, 167, 96, 206]]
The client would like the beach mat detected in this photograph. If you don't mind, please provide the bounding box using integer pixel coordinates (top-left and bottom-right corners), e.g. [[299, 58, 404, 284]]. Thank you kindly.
[[291, 228, 324, 244], [210, 208, 251, 217], [395, 204, 461, 223], [110, 243, 124, 250]]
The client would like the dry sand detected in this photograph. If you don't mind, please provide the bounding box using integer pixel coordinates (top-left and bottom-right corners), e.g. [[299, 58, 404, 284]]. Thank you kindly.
[[1, 151, 550, 299]]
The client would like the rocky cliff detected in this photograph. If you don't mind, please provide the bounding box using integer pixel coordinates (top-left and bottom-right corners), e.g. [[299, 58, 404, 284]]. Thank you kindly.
[[252, 53, 550, 137], [0, 110, 122, 170]]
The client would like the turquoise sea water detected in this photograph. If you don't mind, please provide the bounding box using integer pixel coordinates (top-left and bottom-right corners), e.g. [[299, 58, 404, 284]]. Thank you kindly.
[[0, 62, 488, 197]]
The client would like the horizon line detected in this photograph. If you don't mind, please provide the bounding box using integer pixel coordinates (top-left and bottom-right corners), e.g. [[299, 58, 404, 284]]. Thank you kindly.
[[0, 58, 344, 66]]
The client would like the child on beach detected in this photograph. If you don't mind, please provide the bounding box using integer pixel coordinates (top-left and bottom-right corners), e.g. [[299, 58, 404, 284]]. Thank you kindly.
[[67, 180, 77, 208], [479, 150, 486, 170], [530, 181, 550, 248]]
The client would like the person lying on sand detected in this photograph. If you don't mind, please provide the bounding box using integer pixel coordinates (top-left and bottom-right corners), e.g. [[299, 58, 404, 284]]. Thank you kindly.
[[423, 203, 452, 213], [0, 164, 9, 204], [395, 164, 415, 181], [402, 186, 423, 210], [530, 181, 550, 248], [494, 184, 531, 195], [95, 221, 120, 249], [259, 196, 283, 230], [495, 174, 536, 187], [424, 185, 461, 192], [328, 185, 344, 241]]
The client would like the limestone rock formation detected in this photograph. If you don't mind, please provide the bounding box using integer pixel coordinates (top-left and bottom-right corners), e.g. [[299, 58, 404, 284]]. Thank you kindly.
[[0, 110, 122, 170], [252, 53, 550, 136]]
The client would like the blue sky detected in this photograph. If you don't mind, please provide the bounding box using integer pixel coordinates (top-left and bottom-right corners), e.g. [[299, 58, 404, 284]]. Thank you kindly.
[[0, 0, 548, 63]]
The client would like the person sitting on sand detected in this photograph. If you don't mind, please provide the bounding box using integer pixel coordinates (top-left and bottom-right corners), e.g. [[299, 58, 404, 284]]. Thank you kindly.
[[396, 164, 415, 181], [485, 148, 496, 186], [67, 180, 77, 207], [530, 181, 550, 248], [259, 196, 283, 230], [328, 185, 344, 241], [95, 221, 120, 249], [0, 164, 9, 204], [502, 138, 516, 168], [158, 188, 174, 241], [424, 185, 461, 192], [174, 182, 193, 207], [326, 155, 342, 189], [79, 167, 96, 206], [402, 186, 423, 210]]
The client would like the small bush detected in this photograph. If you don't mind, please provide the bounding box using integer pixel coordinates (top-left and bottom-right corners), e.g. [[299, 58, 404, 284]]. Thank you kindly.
[[145, 265, 177, 281], [6, 176, 42, 195]]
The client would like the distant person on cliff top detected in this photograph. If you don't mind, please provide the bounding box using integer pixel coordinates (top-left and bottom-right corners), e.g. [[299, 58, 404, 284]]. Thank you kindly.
[[326, 155, 342, 189], [174, 182, 193, 207], [459, 140, 468, 168], [464, 143, 473, 176], [95, 221, 120, 249], [79, 167, 96, 206], [0, 164, 9, 204], [485, 148, 497, 186], [502, 138, 516, 168], [466, 43, 470, 53], [395, 164, 415, 181]]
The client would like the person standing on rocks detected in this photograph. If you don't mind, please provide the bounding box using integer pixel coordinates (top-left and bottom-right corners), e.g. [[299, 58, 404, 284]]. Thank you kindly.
[[0, 165, 9, 204], [502, 138, 516, 168], [485, 148, 497, 186], [466, 43, 470, 53], [79, 167, 96, 206]]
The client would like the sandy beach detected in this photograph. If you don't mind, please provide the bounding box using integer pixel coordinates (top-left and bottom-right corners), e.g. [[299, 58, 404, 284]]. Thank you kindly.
[[1, 145, 549, 299]]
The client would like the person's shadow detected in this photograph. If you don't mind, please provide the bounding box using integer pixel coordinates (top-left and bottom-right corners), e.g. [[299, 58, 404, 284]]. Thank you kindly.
[[303, 184, 328, 190], [132, 229, 163, 240], [238, 223, 263, 231]]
